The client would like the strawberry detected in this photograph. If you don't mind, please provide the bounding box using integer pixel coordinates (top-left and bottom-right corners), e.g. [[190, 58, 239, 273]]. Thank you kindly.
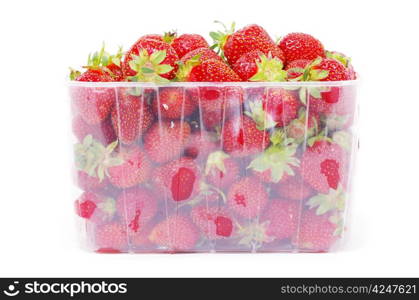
[[71, 45, 124, 81], [180, 58, 241, 82], [149, 215, 199, 251], [152, 158, 200, 202], [197, 86, 244, 130], [275, 174, 315, 201], [227, 177, 268, 219], [261, 200, 300, 240], [198, 86, 244, 113], [326, 51, 356, 80], [151, 87, 197, 119], [205, 151, 240, 189], [70, 82, 115, 125], [292, 210, 339, 252], [171, 34, 209, 58], [260, 88, 300, 127], [310, 58, 350, 82], [74, 136, 150, 190], [285, 59, 311, 79], [107, 146, 152, 188], [184, 131, 218, 161], [123, 38, 179, 81], [211, 23, 280, 66], [180, 47, 222, 64], [232, 50, 287, 81], [278, 33, 325, 63], [111, 89, 153, 144], [94, 222, 128, 251], [144, 120, 191, 163], [116, 188, 158, 234], [72, 116, 117, 146], [72, 69, 112, 82], [222, 115, 270, 157], [248, 130, 300, 183], [294, 57, 350, 82], [191, 206, 234, 239], [300, 140, 347, 194], [75, 191, 116, 224], [306, 85, 356, 130]]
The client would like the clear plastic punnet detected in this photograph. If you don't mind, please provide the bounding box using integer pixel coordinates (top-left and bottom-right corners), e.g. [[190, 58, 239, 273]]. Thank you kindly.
[[69, 81, 358, 253]]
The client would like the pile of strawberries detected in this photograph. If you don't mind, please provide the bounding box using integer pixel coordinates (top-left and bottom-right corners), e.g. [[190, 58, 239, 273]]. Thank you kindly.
[[70, 22, 357, 253]]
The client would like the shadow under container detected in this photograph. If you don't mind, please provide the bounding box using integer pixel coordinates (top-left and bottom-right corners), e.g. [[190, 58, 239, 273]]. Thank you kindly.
[[68, 81, 358, 253]]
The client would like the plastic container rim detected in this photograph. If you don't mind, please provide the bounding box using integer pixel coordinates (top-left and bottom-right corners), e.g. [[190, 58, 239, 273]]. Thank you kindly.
[[67, 79, 359, 88]]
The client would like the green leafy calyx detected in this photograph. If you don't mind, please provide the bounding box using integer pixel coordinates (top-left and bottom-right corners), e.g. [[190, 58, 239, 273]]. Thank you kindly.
[[307, 186, 346, 215], [128, 49, 173, 83], [248, 131, 300, 183], [249, 53, 287, 82], [209, 21, 235, 56], [244, 100, 277, 130]]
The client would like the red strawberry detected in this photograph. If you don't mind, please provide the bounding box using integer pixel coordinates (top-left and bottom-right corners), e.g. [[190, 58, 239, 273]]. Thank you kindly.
[[94, 222, 128, 251], [152, 158, 200, 202], [184, 131, 218, 161], [285, 59, 311, 79], [211, 23, 280, 66], [116, 188, 158, 234], [107, 146, 152, 188], [292, 210, 338, 252], [191, 206, 234, 239], [326, 50, 357, 80], [75, 192, 116, 224], [197, 86, 244, 130], [295, 58, 350, 82], [76, 170, 107, 191], [227, 177, 268, 219], [300, 140, 347, 193], [70, 81, 115, 125], [72, 45, 124, 81], [73, 69, 113, 82], [222, 115, 270, 157], [261, 200, 300, 240], [171, 34, 209, 58], [275, 174, 315, 201], [310, 58, 350, 82], [123, 38, 179, 81], [144, 120, 191, 163], [111, 90, 153, 144], [180, 47, 222, 64], [181, 58, 241, 82], [307, 85, 356, 130], [232, 50, 286, 81], [149, 215, 199, 251], [278, 33, 325, 63], [152, 87, 197, 119], [261, 88, 299, 127], [205, 151, 240, 189], [72, 116, 117, 146], [198, 86, 244, 113]]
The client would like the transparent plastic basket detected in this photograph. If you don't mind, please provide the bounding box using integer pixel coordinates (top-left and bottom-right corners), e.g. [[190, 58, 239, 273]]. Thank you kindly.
[[68, 81, 358, 253]]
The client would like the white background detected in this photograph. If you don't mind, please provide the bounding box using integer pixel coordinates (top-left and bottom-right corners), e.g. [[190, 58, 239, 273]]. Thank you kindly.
[[0, 0, 418, 277]]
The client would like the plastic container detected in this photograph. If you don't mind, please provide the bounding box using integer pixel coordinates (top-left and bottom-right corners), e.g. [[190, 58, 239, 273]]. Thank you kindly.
[[68, 81, 358, 253]]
